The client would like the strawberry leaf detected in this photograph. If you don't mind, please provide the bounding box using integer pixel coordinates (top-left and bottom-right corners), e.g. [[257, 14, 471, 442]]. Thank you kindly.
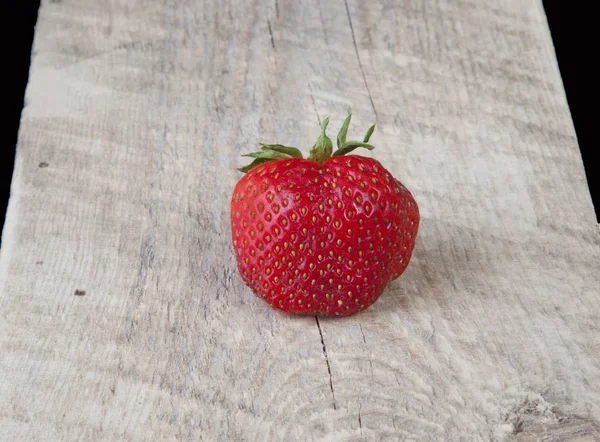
[[237, 150, 291, 173], [242, 150, 291, 160], [236, 158, 272, 173], [260, 143, 303, 158], [331, 141, 375, 157], [363, 124, 375, 143], [336, 108, 352, 149]]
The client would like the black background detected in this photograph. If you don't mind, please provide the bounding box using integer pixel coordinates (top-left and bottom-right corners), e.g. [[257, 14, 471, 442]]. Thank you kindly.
[[2, 0, 596, 242]]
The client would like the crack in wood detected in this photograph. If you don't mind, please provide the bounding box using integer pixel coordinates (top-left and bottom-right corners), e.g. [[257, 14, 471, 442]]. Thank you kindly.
[[343, 0, 378, 120], [315, 317, 337, 410], [358, 402, 363, 434], [267, 20, 276, 50], [308, 83, 322, 126], [317, 0, 329, 46], [359, 324, 374, 379], [359, 324, 367, 344]]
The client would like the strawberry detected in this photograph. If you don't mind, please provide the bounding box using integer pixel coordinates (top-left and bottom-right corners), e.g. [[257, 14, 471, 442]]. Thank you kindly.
[[230, 111, 419, 316]]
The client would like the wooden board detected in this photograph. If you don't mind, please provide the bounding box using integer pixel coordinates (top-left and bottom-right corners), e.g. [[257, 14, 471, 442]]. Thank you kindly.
[[1, 0, 599, 440]]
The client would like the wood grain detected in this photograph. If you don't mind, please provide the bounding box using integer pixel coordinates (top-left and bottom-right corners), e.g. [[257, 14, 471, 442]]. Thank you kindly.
[[1, 0, 599, 440]]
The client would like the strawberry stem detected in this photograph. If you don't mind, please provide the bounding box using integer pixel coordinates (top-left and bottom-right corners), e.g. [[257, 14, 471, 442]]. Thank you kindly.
[[308, 118, 333, 165]]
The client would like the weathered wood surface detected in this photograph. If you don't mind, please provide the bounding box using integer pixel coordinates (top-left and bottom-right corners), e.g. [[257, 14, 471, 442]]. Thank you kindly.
[[1, 0, 599, 440]]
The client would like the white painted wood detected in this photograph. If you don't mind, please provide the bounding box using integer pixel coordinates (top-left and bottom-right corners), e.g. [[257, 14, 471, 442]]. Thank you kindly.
[[1, 0, 598, 440]]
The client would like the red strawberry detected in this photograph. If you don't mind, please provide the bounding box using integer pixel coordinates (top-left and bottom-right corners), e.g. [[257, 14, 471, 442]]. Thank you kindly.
[[230, 111, 419, 316]]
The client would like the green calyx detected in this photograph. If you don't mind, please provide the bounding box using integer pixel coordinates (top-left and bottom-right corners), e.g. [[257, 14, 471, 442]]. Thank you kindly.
[[237, 109, 376, 173]]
